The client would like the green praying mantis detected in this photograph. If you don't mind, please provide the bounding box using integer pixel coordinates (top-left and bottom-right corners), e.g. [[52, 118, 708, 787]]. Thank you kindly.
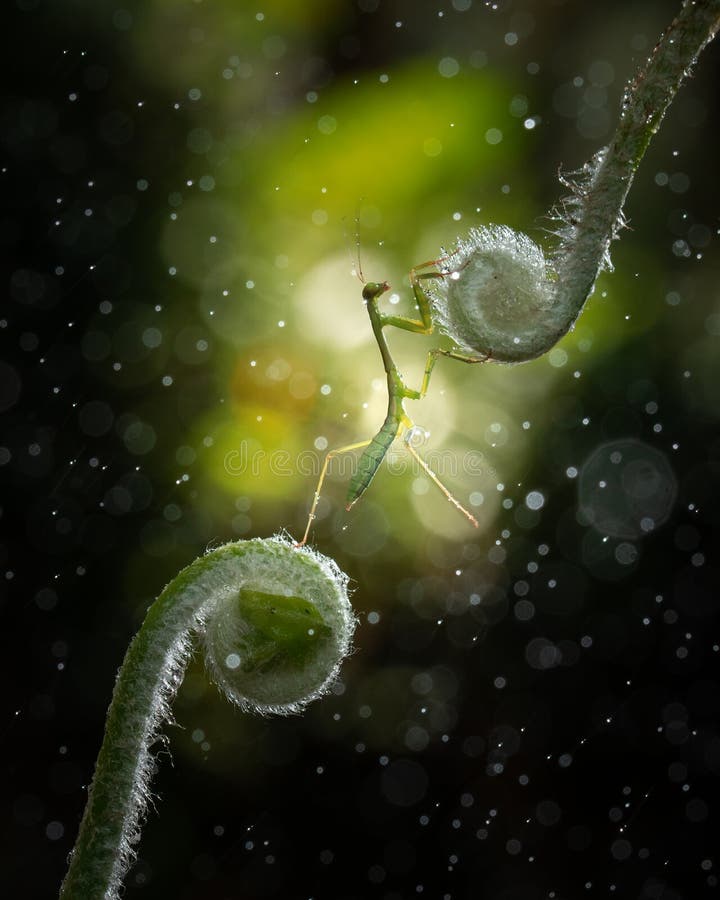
[[296, 253, 487, 547]]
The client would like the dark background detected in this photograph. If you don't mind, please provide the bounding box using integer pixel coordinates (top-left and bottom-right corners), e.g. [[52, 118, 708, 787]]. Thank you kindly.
[[3, 0, 720, 898]]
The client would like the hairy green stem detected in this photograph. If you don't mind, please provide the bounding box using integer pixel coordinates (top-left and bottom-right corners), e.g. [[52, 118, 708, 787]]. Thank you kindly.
[[553, 0, 720, 326], [59, 537, 353, 900]]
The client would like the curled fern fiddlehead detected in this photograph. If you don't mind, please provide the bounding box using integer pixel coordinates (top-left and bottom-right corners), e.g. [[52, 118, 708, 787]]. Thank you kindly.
[[431, 225, 557, 363], [59, 536, 353, 900], [429, 0, 720, 363]]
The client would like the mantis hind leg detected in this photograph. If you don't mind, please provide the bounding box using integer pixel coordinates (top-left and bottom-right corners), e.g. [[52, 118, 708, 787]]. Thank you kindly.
[[295, 439, 371, 548], [403, 432, 479, 529]]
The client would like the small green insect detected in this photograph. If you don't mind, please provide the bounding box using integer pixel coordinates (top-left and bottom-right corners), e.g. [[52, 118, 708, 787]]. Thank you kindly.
[[296, 255, 486, 547]]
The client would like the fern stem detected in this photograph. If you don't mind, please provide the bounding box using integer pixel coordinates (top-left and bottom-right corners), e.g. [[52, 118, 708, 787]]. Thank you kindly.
[[553, 0, 720, 326], [59, 537, 353, 900]]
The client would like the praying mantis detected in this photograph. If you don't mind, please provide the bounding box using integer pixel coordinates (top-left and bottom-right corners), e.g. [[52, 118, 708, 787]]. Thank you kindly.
[[296, 255, 487, 547]]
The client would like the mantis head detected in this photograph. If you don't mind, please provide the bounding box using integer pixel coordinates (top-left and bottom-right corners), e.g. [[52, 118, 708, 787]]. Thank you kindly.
[[362, 280, 390, 301]]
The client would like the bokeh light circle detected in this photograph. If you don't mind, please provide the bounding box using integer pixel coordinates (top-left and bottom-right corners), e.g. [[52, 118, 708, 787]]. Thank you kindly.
[[578, 438, 677, 538]]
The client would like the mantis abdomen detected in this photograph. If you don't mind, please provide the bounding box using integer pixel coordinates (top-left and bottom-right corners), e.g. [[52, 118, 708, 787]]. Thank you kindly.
[[346, 415, 398, 510]]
